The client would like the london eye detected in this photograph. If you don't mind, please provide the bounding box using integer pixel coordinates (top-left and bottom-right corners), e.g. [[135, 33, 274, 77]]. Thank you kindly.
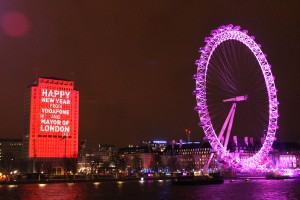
[[193, 24, 279, 169]]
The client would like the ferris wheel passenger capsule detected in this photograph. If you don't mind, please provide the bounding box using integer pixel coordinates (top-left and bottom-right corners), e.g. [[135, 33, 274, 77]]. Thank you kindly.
[[194, 106, 202, 111], [226, 24, 233, 29], [192, 90, 201, 95], [210, 30, 219, 35], [198, 122, 205, 127], [193, 73, 200, 79], [198, 47, 205, 53], [195, 60, 200, 65], [218, 25, 226, 30], [233, 26, 241, 31], [204, 37, 211, 43]]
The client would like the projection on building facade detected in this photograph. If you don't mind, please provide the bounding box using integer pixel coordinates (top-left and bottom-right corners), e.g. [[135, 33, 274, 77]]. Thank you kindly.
[[24, 78, 79, 158]]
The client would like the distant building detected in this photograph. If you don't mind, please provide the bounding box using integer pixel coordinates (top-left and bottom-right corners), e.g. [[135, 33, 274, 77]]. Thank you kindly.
[[147, 140, 167, 152], [117, 140, 217, 175], [0, 138, 22, 172], [225, 137, 300, 169], [269, 141, 300, 168], [117, 145, 153, 176], [162, 141, 217, 173], [226, 135, 262, 162], [77, 141, 116, 175], [96, 144, 115, 164]]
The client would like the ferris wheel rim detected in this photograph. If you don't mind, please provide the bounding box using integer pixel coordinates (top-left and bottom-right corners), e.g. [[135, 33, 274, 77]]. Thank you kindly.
[[194, 24, 279, 168]]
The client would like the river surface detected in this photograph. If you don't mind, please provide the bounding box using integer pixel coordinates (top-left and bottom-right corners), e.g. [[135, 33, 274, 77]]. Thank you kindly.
[[0, 179, 300, 200]]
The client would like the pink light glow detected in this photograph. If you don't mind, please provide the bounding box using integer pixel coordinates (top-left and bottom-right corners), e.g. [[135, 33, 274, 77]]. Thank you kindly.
[[1, 11, 31, 37]]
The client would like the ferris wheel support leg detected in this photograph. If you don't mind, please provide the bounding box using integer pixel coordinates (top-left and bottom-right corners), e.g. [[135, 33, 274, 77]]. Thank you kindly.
[[224, 103, 236, 149], [203, 153, 215, 175], [218, 103, 237, 142]]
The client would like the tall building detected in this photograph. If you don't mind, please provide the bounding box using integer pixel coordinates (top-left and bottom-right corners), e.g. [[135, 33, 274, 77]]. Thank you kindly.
[[23, 77, 79, 160]]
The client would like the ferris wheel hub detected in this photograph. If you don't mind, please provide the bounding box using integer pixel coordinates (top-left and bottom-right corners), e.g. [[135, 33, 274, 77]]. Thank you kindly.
[[223, 95, 248, 103]]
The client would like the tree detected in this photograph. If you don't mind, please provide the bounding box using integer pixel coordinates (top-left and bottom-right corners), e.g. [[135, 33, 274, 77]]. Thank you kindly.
[[150, 154, 162, 173], [132, 156, 142, 175], [116, 156, 126, 172], [90, 157, 100, 178], [168, 156, 179, 172], [66, 158, 78, 178]]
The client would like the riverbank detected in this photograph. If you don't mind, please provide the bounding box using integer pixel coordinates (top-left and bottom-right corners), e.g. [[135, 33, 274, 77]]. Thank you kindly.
[[4, 174, 298, 185], [0, 176, 172, 185]]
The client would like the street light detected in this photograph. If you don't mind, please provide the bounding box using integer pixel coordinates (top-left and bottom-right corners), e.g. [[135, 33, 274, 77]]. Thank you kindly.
[[61, 133, 68, 178], [33, 138, 36, 173]]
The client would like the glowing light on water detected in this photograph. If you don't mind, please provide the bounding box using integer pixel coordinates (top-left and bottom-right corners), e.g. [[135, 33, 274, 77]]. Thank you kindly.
[[139, 177, 144, 183], [8, 185, 18, 188], [38, 184, 46, 187]]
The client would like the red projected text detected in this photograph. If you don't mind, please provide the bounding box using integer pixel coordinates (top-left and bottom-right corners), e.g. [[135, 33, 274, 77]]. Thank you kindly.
[[40, 89, 71, 135]]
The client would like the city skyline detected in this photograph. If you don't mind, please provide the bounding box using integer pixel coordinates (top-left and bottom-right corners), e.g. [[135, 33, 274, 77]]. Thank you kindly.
[[0, 1, 299, 147]]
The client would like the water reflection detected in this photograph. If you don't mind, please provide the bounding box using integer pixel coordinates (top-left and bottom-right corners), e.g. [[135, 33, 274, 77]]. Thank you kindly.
[[17, 183, 88, 200], [38, 184, 46, 187], [0, 179, 299, 200], [93, 182, 101, 188], [7, 185, 18, 189]]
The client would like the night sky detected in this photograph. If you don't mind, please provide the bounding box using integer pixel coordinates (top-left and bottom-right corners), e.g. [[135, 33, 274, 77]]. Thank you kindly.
[[0, 1, 299, 148]]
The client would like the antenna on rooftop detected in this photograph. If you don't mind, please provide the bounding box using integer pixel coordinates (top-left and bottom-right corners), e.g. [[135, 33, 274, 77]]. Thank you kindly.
[[33, 66, 39, 80], [71, 72, 75, 82], [185, 129, 191, 142]]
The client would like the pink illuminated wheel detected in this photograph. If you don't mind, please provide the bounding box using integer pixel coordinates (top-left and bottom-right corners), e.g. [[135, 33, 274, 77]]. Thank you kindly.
[[194, 24, 279, 168]]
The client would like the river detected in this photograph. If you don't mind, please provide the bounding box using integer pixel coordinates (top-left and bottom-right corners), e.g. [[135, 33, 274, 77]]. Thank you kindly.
[[0, 179, 299, 200]]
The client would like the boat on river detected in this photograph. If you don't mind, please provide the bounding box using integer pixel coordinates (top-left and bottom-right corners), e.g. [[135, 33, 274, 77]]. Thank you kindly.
[[266, 174, 290, 180], [172, 173, 224, 185]]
